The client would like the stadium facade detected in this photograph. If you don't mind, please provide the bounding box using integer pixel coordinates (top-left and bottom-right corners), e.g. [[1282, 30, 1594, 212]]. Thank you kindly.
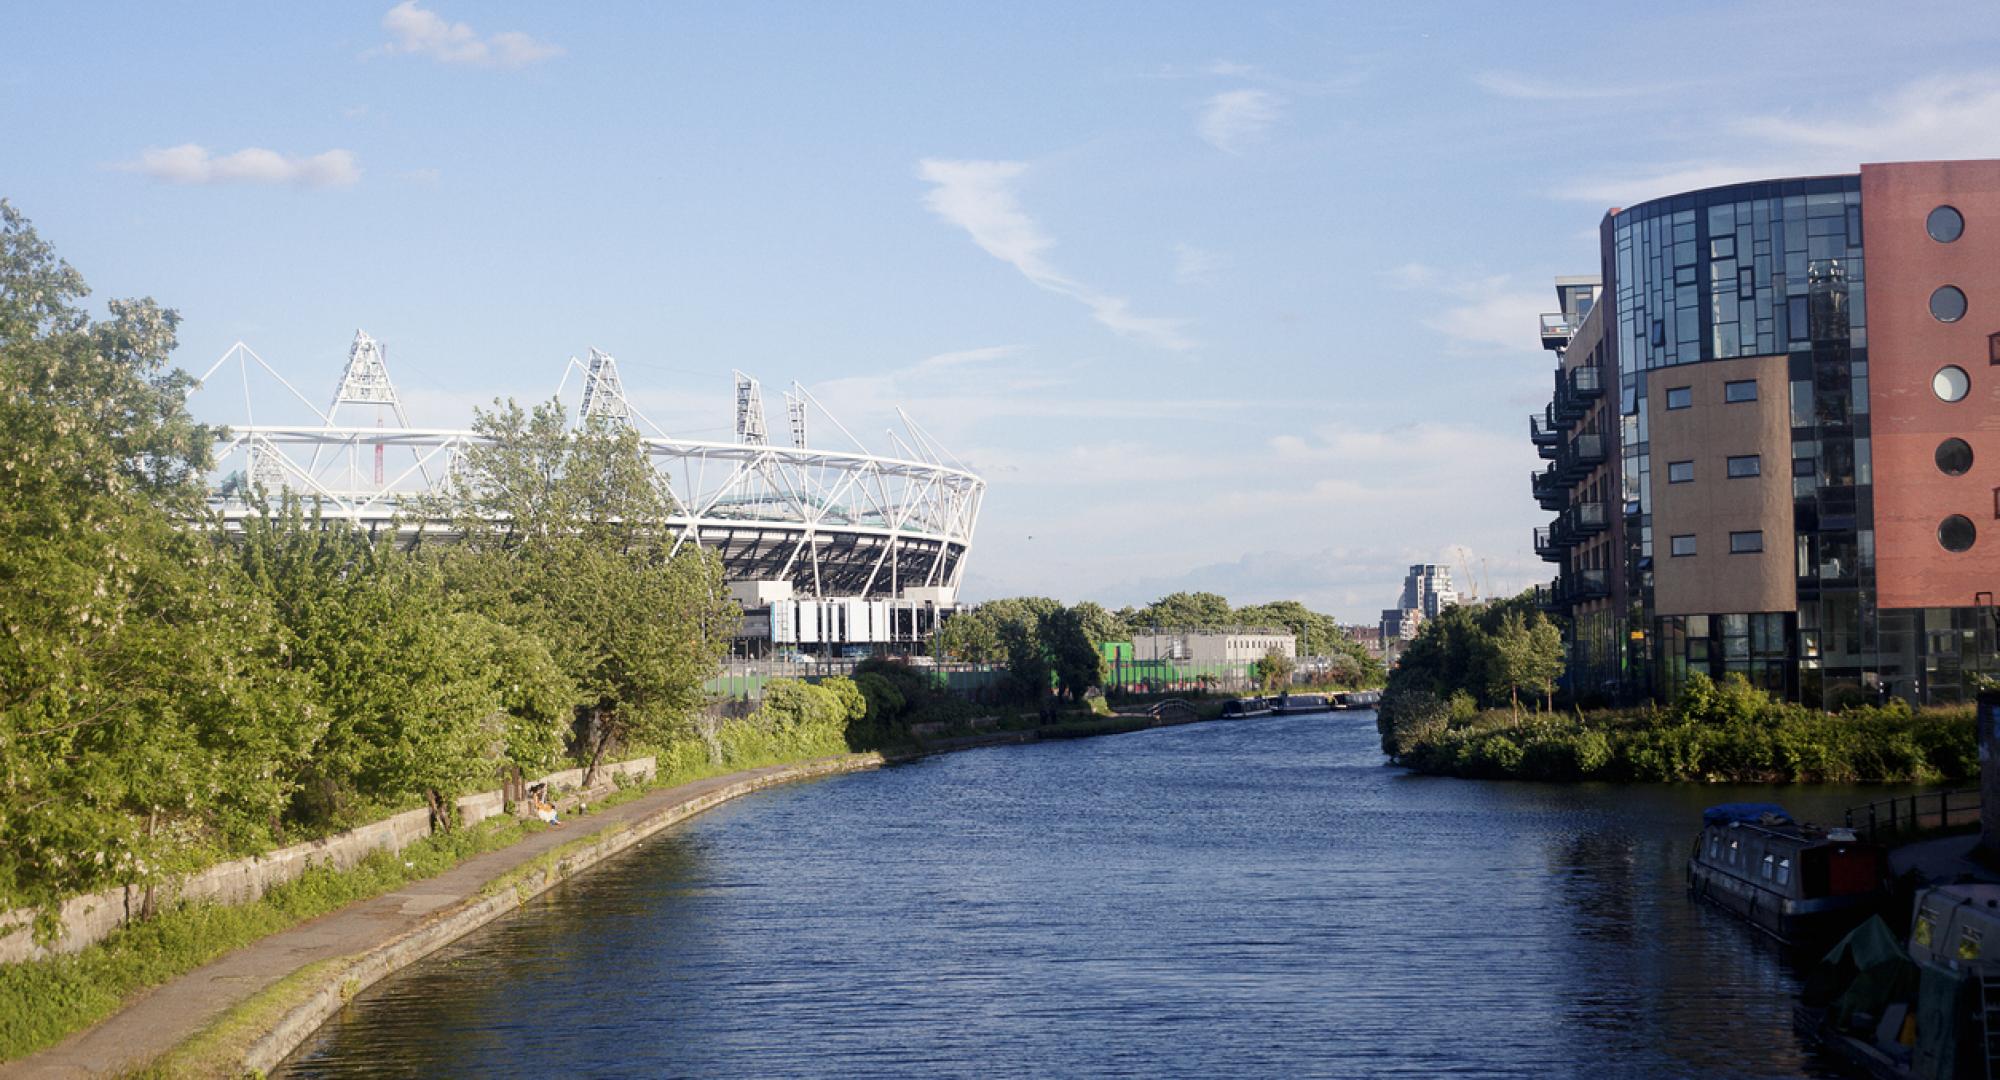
[[196, 333, 984, 656]]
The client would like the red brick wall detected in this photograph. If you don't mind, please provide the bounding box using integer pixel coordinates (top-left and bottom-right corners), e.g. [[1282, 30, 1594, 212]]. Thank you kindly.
[[1859, 161, 2000, 609]]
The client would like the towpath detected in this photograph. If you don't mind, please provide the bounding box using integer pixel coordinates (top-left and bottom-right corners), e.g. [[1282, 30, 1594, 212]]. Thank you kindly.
[[3, 759, 866, 1078]]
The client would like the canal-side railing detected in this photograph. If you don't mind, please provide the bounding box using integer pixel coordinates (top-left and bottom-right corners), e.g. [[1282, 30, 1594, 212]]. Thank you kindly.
[[1844, 788, 1981, 842]]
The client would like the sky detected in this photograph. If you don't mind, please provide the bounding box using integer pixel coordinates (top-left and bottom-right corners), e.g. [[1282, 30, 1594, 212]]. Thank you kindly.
[[7, 2, 2000, 621]]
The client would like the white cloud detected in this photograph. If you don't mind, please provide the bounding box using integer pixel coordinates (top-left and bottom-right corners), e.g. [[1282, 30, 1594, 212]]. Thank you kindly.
[[1472, 70, 1691, 102], [1427, 281, 1552, 353], [1196, 88, 1283, 154], [916, 158, 1195, 350], [376, 1, 562, 68], [1173, 243, 1227, 285], [1382, 262, 1440, 289], [1563, 72, 2000, 204], [915, 345, 1024, 373], [117, 144, 360, 188]]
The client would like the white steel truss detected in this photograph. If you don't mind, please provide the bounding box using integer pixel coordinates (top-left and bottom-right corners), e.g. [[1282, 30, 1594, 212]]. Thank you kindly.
[[193, 338, 984, 599]]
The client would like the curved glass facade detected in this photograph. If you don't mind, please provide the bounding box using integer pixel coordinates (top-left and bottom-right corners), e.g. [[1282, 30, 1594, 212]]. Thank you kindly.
[[1604, 175, 1874, 704]]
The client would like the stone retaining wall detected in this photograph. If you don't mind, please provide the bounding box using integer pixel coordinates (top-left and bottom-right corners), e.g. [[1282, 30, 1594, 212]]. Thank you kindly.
[[0, 758, 655, 964]]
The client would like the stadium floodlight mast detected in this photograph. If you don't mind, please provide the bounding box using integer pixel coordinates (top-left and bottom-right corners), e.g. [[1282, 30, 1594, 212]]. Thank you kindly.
[[190, 333, 984, 599]]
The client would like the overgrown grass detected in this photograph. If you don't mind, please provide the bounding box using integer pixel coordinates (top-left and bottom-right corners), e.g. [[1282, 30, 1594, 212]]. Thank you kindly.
[[0, 814, 541, 1064], [0, 719, 865, 1067], [1377, 677, 1977, 784]]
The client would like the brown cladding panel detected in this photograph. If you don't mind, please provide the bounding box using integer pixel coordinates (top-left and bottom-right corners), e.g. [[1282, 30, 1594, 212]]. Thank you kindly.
[[1648, 355, 1796, 617], [1860, 162, 2000, 609]]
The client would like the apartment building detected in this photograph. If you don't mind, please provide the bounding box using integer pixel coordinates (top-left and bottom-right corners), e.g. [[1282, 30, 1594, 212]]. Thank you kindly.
[[1533, 161, 1999, 707]]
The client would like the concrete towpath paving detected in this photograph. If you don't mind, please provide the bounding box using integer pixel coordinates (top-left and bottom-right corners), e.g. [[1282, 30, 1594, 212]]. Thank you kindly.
[[3, 759, 872, 1079]]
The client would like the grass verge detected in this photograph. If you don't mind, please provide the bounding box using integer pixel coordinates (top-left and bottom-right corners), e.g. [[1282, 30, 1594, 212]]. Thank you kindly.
[[0, 815, 542, 1063]]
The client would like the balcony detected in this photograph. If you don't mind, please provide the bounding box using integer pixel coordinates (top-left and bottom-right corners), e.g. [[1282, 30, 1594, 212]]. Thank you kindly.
[[1531, 465, 1569, 511], [1540, 312, 1576, 352], [1569, 567, 1610, 601], [1536, 567, 1612, 611], [1534, 525, 1562, 562], [1530, 408, 1561, 458], [1555, 431, 1607, 483], [1535, 580, 1563, 612], [1566, 500, 1608, 537], [1551, 364, 1604, 423]]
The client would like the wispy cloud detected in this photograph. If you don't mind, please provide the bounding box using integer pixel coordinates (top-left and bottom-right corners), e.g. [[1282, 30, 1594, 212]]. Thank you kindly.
[[115, 145, 360, 188], [1173, 243, 1227, 285], [1563, 72, 2000, 203], [917, 159, 1194, 350], [1196, 88, 1283, 154], [375, 1, 562, 68], [1472, 70, 1692, 102], [914, 345, 1024, 373]]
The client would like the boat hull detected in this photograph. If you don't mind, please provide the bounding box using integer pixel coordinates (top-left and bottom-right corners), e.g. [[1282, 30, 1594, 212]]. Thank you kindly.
[[1686, 860, 1880, 947]]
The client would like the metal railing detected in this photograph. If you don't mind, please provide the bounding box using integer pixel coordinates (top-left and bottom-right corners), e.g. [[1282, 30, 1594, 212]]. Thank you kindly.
[[1844, 788, 1981, 842]]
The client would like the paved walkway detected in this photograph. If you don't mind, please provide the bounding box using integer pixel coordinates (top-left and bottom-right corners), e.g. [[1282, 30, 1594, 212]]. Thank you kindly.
[[4, 760, 859, 1078]]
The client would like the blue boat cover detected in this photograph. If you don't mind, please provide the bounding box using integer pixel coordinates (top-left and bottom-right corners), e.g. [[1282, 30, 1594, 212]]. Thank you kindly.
[[1703, 802, 1794, 827]]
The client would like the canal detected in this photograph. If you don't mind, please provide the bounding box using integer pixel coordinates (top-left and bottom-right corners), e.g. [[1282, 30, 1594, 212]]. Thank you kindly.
[[279, 712, 1905, 1077]]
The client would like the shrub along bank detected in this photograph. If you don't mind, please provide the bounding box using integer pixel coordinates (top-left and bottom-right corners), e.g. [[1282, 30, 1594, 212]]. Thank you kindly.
[[0, 678, 882, 1065], [1376, 673, 1977, 783]]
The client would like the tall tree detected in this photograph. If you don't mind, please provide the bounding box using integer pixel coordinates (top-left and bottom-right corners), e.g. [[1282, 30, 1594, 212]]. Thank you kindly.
[[442, 400, 733, 784]]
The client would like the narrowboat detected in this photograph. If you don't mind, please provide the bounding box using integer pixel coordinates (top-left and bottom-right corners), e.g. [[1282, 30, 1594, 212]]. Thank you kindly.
[[1220, 697, 1273, 718], [1271, 693, 1332, 715], [1687, 803, 1887, 947]]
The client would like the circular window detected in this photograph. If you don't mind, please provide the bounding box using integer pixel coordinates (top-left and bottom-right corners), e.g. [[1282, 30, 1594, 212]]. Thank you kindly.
[[1939, 514, 1977, 552], [1936, 437, 1974, 476], [1931, 285, 1968, 322], [1934, 365, 1971, 402], [1928, 205, 1965, 243]]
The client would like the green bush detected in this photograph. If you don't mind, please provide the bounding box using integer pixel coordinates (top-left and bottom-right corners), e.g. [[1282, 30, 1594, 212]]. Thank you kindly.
[[1385, 692, 1978, 785]]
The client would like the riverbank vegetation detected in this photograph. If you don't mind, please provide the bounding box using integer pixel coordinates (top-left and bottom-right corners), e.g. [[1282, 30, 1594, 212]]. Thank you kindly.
[[0, 201, 851, 924], [935, 590, 1385, 699], [1375, 592, 1976, 783]]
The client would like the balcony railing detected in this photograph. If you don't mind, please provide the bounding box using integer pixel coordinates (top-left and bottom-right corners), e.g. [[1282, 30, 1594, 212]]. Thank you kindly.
[[1538, 567, 1611, 611], [1569, 567, 1610, 601], [1556, 431, 1607, 482], [1530, 408, 1561, 457], [1541, 312, 1576, 352], [1534, 525, 1562, 561], [1551, 364, 1604, 423], [1531, 465, 1569, 511], [1568, 500, 1608, 536]]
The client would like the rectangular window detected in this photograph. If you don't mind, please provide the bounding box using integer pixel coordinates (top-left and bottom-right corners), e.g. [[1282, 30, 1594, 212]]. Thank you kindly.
[[1730, 530, 1765, 554], [1668, 461, 1694, 484], [1670, 534, 1697, 557], [1725, 379, 1758, 402], [1666, 386, 1693, 410], [1727, 455, 1762, 478]]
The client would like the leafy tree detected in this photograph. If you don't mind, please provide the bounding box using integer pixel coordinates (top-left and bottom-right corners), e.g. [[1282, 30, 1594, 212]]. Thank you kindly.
[[1044, 605, 1106, 701], [1252, 647, 1297, 691], [1483, 610, 1565, 713], [0, 202, 308, 909], [935, 607, 1002, 662], [441, 400, 735, 785], [1135, 590, 1232, 629]]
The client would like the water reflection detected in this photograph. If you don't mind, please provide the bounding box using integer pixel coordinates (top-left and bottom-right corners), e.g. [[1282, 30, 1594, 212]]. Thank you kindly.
[[280, 715, 1918, 1078]]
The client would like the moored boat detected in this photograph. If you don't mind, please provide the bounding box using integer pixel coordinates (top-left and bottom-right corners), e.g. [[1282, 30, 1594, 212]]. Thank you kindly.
[[1687, 803, 1887, 947], [1271, 693, 1332, 715], [1220, 697, 1273, 718]]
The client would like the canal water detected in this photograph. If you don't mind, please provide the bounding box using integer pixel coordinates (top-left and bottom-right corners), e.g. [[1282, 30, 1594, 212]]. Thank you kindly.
[[279, 713, 1913, 1078]]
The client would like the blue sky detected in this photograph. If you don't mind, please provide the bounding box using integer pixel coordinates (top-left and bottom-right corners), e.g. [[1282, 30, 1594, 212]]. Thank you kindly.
[[6, 2, 1999, 620]]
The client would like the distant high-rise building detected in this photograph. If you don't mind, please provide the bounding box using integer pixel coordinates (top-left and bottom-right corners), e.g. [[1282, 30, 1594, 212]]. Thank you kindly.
[[1380, 607, 1423, 645], [1399, 564, 1457, 619]]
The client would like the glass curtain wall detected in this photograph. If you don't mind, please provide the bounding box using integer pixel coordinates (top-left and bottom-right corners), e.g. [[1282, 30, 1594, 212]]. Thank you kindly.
[[1609, 177, 1871, 708]]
